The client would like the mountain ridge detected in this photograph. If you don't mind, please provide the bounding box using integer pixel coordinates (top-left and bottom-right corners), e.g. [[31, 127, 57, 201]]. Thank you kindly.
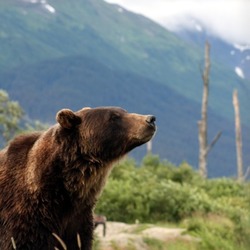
[[172, 19, 250, 81], [0, 0, 249, 176], [2, 53, 249, 177]]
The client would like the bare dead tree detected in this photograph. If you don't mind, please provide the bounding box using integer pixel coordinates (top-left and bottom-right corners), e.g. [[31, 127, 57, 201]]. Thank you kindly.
[[244, 167, 250, 180], [233, 89, 244, 182], [146, 140, 152, 155], [198, 42, 222, 178]]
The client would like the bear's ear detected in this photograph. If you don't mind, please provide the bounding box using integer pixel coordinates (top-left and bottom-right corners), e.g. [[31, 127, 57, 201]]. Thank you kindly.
[[56, 109, 82, 129]]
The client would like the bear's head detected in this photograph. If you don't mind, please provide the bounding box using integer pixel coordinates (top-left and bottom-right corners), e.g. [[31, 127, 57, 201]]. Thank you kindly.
[[56, 107, 156, 163]]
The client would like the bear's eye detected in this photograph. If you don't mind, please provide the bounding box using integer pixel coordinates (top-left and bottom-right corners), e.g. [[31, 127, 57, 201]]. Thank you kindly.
[[110, 112, 121, 121]]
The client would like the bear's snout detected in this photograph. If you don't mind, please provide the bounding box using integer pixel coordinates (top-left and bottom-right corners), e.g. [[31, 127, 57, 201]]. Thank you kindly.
[[128, 113, 156, 134], [146, 115, 156, 128], [128, 113, 157, 143]]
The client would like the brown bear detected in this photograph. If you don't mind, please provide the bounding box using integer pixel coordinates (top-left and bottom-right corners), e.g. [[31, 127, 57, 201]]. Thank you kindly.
[[0, 106, 156, 250]]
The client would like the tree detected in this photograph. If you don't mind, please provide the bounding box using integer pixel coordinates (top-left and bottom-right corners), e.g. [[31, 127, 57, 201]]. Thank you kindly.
[[0, 90, 24, 144], [232, 89, 244, 182], [198, 42, 222, 178]]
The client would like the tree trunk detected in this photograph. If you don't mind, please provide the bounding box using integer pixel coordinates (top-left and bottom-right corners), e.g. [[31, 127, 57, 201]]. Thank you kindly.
[[233, 89, 244, 182], [198, 42, 210, 178], [147, 140, 152, 155]]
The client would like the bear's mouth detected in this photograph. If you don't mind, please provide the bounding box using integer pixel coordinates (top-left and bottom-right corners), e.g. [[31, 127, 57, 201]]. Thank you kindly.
[[144, 128, 156, 142], [137, 123, 157, 144], [148, 122, 156, 131]]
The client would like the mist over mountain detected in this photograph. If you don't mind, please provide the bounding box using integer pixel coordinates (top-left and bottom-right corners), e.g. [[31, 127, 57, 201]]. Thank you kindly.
[[171, 19, 250, 81], [0, 0, 249, 177]]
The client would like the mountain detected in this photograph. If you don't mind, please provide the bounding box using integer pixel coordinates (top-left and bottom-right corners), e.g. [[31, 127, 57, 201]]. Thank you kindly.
[[0, 0, 249, 177], [172, 19, 250, 81]]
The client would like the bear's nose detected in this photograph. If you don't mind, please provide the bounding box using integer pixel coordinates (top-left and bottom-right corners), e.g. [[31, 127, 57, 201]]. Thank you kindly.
[[146, 115, 156, 125]]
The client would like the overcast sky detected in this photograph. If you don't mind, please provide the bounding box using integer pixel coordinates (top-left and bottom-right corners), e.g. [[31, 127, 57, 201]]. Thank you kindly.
[[105, 0, 250, 45]]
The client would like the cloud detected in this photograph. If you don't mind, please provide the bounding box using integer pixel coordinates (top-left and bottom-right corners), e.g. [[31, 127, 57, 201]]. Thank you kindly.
[[105, 0, 250, 44]]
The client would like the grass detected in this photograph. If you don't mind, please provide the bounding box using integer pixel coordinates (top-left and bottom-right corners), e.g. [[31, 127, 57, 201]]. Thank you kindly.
[[130, 224, 153, 234], [93, 234, 101, 250], [108, 240, 138, 250], [165, 240, 198, 250], [94, 213, 250, 250], [143, 237, 165, 250], [126, 239, 137, 250], [182, 213, 250, 250], [143, 237, 198, 250], [110, 240, 121, 250]]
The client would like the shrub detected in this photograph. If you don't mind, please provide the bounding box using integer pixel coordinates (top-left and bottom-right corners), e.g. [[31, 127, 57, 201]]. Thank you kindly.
[[96, 156, 250, 228], [184, 214, 250, 250], [201, 178, 245, 198]]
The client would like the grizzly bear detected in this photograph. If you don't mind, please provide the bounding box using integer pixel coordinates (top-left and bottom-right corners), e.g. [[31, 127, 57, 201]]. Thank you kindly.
[[0, 106, 156, 250]]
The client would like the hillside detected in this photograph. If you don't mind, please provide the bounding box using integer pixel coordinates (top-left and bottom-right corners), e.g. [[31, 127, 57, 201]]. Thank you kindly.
[[173, 19, 250, 80], [0, 0, 249, 176], [1, 55, 249, 177], [0, 0, 249, 122]]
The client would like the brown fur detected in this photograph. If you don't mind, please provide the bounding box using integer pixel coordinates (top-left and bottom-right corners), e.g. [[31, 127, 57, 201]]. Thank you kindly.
[[0, 107, 156, 250]]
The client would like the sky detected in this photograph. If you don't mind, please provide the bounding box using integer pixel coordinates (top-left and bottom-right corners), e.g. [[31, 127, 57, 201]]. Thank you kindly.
[[104, 0, 250, 45]]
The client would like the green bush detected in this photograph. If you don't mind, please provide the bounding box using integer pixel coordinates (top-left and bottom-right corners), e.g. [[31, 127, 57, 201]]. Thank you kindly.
[[95, 155, 250, 250], [201, 178, 245, 198], [184, 213, 250, 250], [96, 155, 250, 221]]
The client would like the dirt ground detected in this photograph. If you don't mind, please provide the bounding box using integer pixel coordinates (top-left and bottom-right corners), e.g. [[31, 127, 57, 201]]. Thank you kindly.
[[95, 222, 196, 249]]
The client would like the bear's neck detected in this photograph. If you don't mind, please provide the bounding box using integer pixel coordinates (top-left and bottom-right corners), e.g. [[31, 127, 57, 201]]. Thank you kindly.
[[25, 129, 115, 211], [61, 157, 114, 205]]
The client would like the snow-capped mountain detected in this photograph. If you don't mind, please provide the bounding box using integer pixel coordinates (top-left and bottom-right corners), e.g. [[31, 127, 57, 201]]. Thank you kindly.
[[172, 19, 250, 80], [232, 44, 250, 79], [19, 0, 56, 13]]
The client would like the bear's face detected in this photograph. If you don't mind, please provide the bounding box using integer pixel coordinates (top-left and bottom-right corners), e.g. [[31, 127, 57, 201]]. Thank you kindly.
[[56, 107, 156, 161]]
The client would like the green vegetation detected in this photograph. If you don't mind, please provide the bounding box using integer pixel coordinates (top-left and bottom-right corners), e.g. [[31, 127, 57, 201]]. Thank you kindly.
[[93, 234, 101, 250], [0, 89, 48, 147], [95, 155, 250, 250], [143, 237, 165, 250], [0, 89, 24, 143]]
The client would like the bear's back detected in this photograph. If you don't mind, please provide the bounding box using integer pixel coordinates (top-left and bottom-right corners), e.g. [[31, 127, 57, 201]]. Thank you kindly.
[[0, 132, 41, 171], [0, 133, 43, 249]]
